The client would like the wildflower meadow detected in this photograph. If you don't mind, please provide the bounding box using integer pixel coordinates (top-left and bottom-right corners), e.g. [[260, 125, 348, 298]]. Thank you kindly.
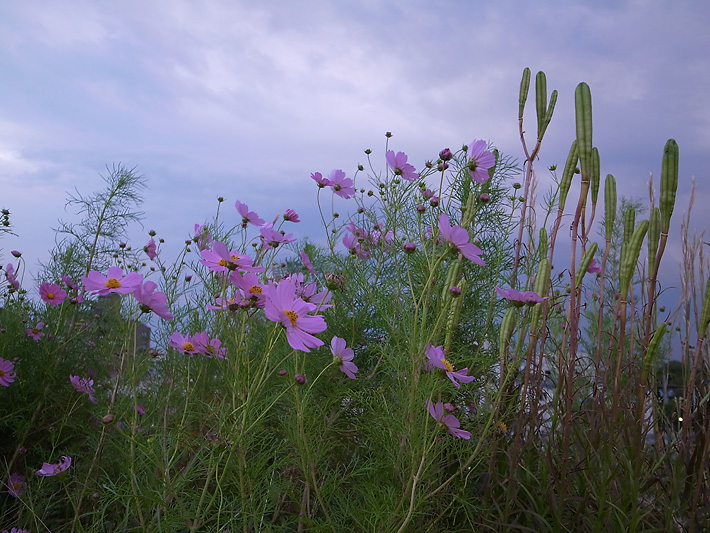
[[1, 69, 709, 532]]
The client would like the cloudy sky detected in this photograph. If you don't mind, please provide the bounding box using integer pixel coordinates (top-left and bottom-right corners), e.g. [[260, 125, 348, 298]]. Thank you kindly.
[[1, 0, 709, 298]]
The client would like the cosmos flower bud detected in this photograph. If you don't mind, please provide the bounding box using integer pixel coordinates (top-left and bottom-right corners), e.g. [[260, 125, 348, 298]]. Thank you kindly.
[[403, 242, 417, 254], [479, 193, 490, 203], [439, 148, 453, 161], [11, 250, 21, 258], [449, 286, 461, 297], [295, 373, 306, 385], [102, 414, 115, 425]]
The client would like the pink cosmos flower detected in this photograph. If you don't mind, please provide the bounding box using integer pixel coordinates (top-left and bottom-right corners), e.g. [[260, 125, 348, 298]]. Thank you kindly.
[[494, 286, 547, 306], [82, 266, 143, 296], [135, 404, 145, 416], [437, 214, 486, 266], [25, 322, 45, 341], [36, 455, 72, 477], [587, 259, 602, 274], [7, 472, 25, 498], [386, 150, 419, 182], [2, 527, 30, 533], [311, 171, 331, 188], [200, 241, 262, 273], [343, 234, 372, 260], [235, 200, 265, 227], [134, 281, 173, 320], [331, 336, 357, 379], [61, 274, 80, 290], [192, 331, 228, 359], [264, 279, 327, 352], [466, 139, 496, 183], [207, 292, 243, 311], [39, 282, 67, 306], [260, 224, 295, 249], [427, 400, 471, 439], [0, 357, 16, 387], [284, 209, 300, 222], [169, 332, 200, 355], [193, 224, 212, 251], [300, 251, 317, 275], [328, 169, 355, 199], [4, 263, 20, 291], [230, 271, 266, 308], [70, 375, 97, 403], [145, 238, 157, 260], [425, 344, 475, 389]]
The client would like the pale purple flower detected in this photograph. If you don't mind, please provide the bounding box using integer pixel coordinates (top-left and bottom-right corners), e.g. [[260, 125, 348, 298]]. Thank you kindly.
[[235, 200, 265, 227], [0, 357, 16, 387], [425, 344, 475, 388], [25, 322, 45, 341], [437, 214, 486, 266], [264, 279, 327, 352], [169, 332, 199, 355], [36, 455, 72, 477], [284, 209, 300, 222], [4, 263, 20, 291], [260, 224, 295, 249], [135, 404, 145, 416], [427, 400, 471, 439], [145, 238, 157, 260], [494, 286, 547, 307], [134, 281, 173, 320], [587, 259, 602, 274], [331, 336, 357, 379], [466, 140, 496, 183], [192, 331, 228, 359], [328, 169, 355, 199], [230, 270, 267, 308], [386, 150, 419, 181], [200, 241, 262, 273], [193, 224, 212, 251], [7, 472, 25, 498], [311, 171, 331, 188], [82, 266, 143, 296], [300, 251, 317, 275], [39, 282, 67, 306], [70, 375, 97, 403], [61, 274, 79, 290]]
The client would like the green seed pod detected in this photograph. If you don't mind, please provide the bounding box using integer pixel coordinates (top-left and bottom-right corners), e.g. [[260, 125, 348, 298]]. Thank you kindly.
[[642, 322, 668, 382], [604, 174, 616, 242], [444, 279, 467, 350], [559, 140, 578, 211], [538, 227, 548, 259], [575, 242, 599, 289], [575, 82, 593, 182], [659, 139, 679, 234], [698, 276, 710, 338], [648, 207, 661, 273], [543, 90, 558, 138], [519, 68, 531, 120], [499, 307, 517, 360], [623, 206, 636, 244], [536, 71, 547, 139], [619, 220, 649, 299], [590, 147, 600, 206], [531, 258, 551, 335]]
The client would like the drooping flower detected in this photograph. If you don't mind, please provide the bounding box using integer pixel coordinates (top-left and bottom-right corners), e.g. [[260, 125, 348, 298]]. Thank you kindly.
[[437, 214, 486, 266], [300, 251, 317, 275], [0, 357, 16, 387], [494, 286, 547, 307], [311, 171, 331, 188], [466, 139, 496, 183], [331, 336, 357, 379], [7, 472, 25, 498], [82, 266, 143, 296], [4, 263, 20, 291], [235, 200, 265, 227], [61, 274, 80, 290], [39, 282, 67, 306], [36, 455, 72, 477], [587, 259, 602, 274], [169, 332, 200, 355], [200, 241, 263, 273], [145, 238, 157, 260], [192, 331, 228, 359], [284, 209, 300, 222], [260, 224, 295, 250], [425, 344, 475, 388], [427, 400, 471, 439], [25, 322, 45, 341], [263, 279, 327, 352], [328, 169, 355, 199], [70, 375, 97, 403], [134, 281, 173, 320], [193, 224, 212, 251], [386, 150, 419, 181]]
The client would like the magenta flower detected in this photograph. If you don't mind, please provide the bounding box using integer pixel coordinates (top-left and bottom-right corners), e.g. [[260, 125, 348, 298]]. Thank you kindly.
[[4, 263, 20, 291], [82, 266, 143, 296], [145, 238, 157, 260], [192, 331, 228, 359], [328, 169, 355, 199], [466, 140, 496, 183], [135, 404, 145, 416], [311, 171, 331, 188], [169, 332, 200, 355], [70, 375, 97, 403], [2, 528, 30, 533], [284, 209, 300, 223], [300, 251, 317, 275], [587, 259, 602, 274], [134, 281, 173, 320], [427, 400, 471, 439], [425, 344, 475, 388], [7, 472, 25, 498], [235, 200, 265, 227], [437, 214, 486, 266], [36, 455, 72, 477], [494, 286, 547, 307], [331, 336, 357, 379], [25, 322, 45, 341], [260, 224, 295, 249], [0, 357, 16, 387], [230, 270, 266, 308], [39, 282, 67, 306], [386, 150, 419, 182], [264, 279, 327, 352]]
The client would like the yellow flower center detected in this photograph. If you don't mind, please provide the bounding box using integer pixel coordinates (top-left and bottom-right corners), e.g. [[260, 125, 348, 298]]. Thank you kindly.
[[442, 359, 454, 372], [105, 278, 121, 289], [249, 286, 262, 294], [284, 310, 298, 327], [182, 342, 195, 352], [0, 370, 4, 377], [11, 481, 19, 488], [218, 258, 228, 267], [230, 254, 241, 261], [47, 292, 55, 299], [32, 328, 39, 334]]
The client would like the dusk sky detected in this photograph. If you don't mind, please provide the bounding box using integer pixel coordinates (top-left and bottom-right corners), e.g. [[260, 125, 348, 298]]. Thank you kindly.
[[1, 1, 709, 303]]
